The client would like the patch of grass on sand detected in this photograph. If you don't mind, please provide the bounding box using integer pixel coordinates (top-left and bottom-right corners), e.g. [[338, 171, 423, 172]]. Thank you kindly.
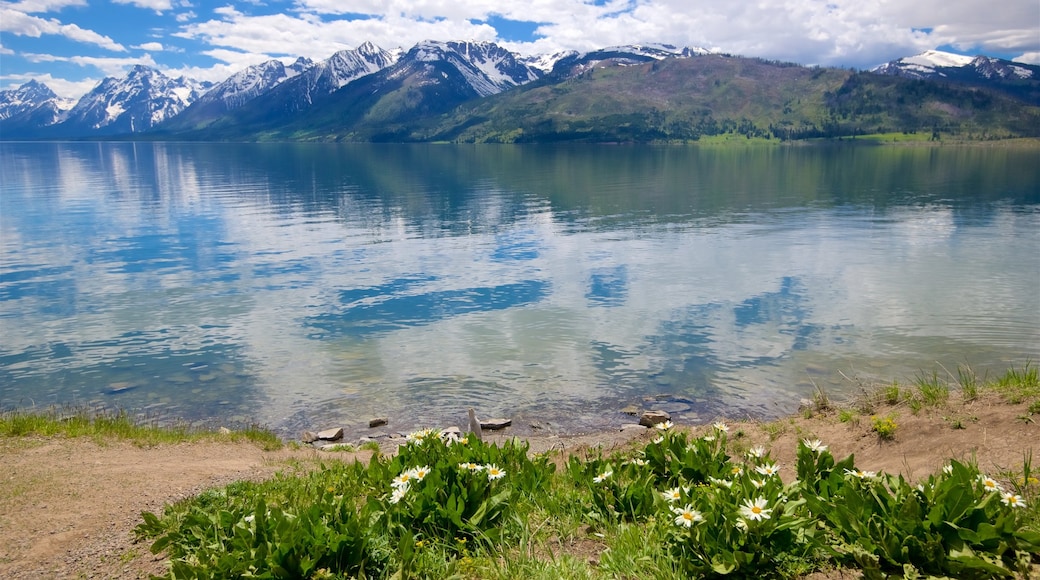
[[0, 405, 282, 450]]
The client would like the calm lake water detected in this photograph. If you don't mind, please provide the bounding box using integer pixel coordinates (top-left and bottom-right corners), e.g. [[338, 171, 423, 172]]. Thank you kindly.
[[1, 142, 1038, 437]]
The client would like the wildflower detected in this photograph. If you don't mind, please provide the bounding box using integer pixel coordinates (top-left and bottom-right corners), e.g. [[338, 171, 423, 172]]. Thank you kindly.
[[708, 476, 733, 488], [652, 435, 664, 444], [844, 468, 876, 480], [729, 465, 744, 477], [746, 446, 766, 459], [407, 465, 431, 482], [751, 479, 766, 489], [672, 505, 704, 527], [406, 428, 435, 443], [739, 497, 773, 521], [628, 458, 648, 466], [485, 464, 506, 481], [1001, 492, 1026, 508], [703, 434, 716, 442], [978, 475, 1004, 493], [734, 518, 749, 532], [389, 485, 409, 504], [755, 463, 780, 477], [459, 462, 483, 472], [802, 439, 827, 453], [713, 421, 729, 433], [661, 487, 683, 502], [392, 472, 413, 489], [942, 464, 954, 475], [656, 420, 674, 431], [593, 469, 613, 484]]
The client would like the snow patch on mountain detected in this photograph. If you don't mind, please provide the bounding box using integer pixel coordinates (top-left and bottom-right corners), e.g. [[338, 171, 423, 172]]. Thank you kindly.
[[411, 40, 540, 97], [0, 80, 74, 122]]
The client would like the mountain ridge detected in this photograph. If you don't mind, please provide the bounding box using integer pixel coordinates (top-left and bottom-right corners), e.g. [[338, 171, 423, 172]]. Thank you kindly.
[[2, 42, 1038, 142]]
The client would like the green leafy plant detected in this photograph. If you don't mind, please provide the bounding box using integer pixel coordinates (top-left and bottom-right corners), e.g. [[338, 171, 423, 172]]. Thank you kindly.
[[871, 415, 898, 441]]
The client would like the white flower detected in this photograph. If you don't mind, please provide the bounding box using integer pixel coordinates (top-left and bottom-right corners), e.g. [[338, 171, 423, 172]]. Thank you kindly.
[[746, 446, 766, 459], [672, 505, 704, 527], [739, 497, 773, 521], [593, 469, 613, 484], [652, 435, 664, 444], [661, 487, 683, 502], [844, 468, 876, 480], [751, 479, 766, 489], [1001, 492, 1026, 508], [979, 475, 1004, 493], [389, 485, 409, 504], [485, 464, 506, 481], [702, 434, 716, 442], [392, 472, 413, 489], [942, 464, 954, 475], [802, 439, 827, 453], [712, 421, 729, 433], [656, 420, 674, 431], [734, 518, 749, 532], [406, 428, 436, 443], [459, 462, 483, 472], [628, 458, 648, 466], [708, 477, 733, 489], [755, 463, 780, 477], [406, 465, 431, 483], [729, 465, 744, 477]]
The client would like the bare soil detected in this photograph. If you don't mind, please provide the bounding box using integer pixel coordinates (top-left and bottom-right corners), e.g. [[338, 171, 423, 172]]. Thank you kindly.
[[1, 391, 1035, 579]]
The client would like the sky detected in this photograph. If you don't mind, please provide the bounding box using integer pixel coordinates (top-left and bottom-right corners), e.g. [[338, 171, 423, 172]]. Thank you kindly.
[[1, 0, 1039, 100]]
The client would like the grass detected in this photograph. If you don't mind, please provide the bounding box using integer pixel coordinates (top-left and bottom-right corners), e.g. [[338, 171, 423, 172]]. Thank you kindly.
[[0, 405, 282, 450]]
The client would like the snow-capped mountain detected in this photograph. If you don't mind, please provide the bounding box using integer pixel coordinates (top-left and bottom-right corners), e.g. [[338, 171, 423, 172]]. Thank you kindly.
[[0, 80, 75, 136], [281, 41, 401, 110], [549, 43, 713, 78], [872, 50, 1040, 105], [57, 65, 209, 135], [873, 49, 1035, 81], [405, 40, 541, 97], [0, 79, 74, 122], [201, 57, 314, 111]]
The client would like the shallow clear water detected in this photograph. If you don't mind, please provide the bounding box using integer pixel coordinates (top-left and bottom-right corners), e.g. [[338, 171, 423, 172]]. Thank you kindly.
[[1, 142, 1038, 437]]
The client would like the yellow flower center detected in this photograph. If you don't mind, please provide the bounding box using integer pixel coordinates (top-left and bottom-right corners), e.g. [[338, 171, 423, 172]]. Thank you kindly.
[[751, 506, 762, 514]]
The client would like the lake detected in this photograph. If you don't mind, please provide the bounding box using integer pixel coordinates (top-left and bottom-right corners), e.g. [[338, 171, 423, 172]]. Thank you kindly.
[[1, 142, 1038, 438]]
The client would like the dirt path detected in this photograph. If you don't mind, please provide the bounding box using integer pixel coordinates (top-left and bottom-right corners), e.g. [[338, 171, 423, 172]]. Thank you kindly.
[[0, 392, 1035, 579]]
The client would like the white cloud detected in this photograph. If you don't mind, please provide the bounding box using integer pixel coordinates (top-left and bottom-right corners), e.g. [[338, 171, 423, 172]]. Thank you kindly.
[[1015, 52, 1040, 65], [2, 0, 86, 13], [23, 52, 157, 76], [134, 41, 165, 51], [110, 0, 173, 11], [1, 8, 127, 51], [175, 10, 195, 22]]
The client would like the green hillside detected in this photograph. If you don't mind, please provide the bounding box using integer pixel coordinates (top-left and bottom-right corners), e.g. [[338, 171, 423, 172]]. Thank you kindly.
[[404, 55, 1040, 143]]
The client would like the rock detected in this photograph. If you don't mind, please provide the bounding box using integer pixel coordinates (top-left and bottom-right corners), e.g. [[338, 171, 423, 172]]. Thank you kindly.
[[368, 417, 388, 428], [468, 408, 483, 441], [620, 423, 648, 432], [300, 430, 319, 443], [218, 427, 231, 435], [317, 427, 344, 441], [619, 404, 641, 416], [639, 410, 671, 427], [480, 418, 512, 430]]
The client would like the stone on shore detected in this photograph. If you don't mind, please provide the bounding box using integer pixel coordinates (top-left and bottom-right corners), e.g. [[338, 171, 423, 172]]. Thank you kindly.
[[480, 418, 512, 430], [300, 430, 319, 443], [317, 427, 344, 441], [368, 417, 388, 428], [639, 410, 671, 427]]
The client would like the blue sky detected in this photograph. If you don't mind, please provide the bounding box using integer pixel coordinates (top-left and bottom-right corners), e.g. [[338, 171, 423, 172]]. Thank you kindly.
[[2, 0, 1038, 99]]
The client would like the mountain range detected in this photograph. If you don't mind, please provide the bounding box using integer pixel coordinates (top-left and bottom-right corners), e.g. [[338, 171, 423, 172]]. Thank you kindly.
[[1, 42, 1037, 142]]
